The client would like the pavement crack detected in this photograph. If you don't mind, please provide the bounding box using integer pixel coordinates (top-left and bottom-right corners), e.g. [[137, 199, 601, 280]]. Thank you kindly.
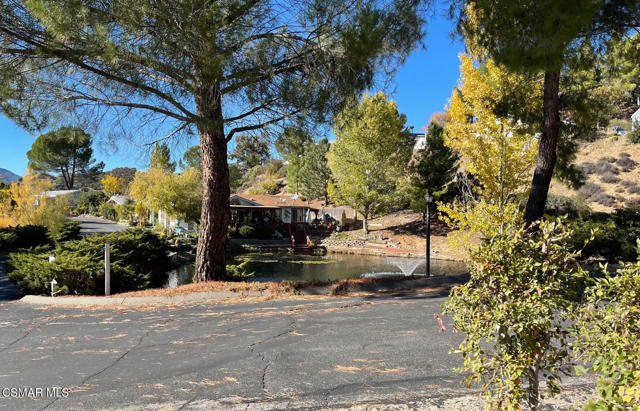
[[177, 396, 197, 411], [248, 316, 297, 399], [0, 323, 44, 353], [337, 298, 369, 310], [41, 328, 151, 410]]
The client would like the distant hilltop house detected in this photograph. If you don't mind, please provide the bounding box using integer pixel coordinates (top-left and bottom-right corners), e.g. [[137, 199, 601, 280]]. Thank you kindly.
[[412, 132, 427, 150], [632, 108, 640, 130]]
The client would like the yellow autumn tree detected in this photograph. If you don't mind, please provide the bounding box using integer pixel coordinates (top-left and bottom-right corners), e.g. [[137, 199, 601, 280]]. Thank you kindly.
[[101, 175, 128, 197], [130, 167, 202, 224], [0, 169, 69, 228], [440, 55, 541, 247]]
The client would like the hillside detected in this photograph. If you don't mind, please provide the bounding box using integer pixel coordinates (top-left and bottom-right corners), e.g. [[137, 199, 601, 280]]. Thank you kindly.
[[549, 133, 640, 213], [0, 168, 20, 183]]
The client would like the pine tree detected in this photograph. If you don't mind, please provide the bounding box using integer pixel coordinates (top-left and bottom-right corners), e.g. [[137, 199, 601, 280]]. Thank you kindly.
[[0, 0, 426, 280], [149, 142, 176, 174], [27, 127, 102, 189], [409, 122, 458, 213], [298, 139, 331, 203]]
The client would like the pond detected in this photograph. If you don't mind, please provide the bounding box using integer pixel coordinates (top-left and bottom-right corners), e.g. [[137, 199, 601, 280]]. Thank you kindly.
[[164, 252, 467, 288]]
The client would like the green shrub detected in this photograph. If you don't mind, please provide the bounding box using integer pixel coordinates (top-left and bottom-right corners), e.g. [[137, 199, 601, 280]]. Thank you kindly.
[[264, 159, 286, 178], [612, 206, 640, 229], [48, 220, 81, 243], [238, 225, 255, 238], [227, 226, 239, 239], [99, 203, 117, 221], [6, 247, 55, 292], [259, 178, 281, 195], [7, 229, 171, 295], [442, 219, 586, 410], [544, 194, 591, 219], [117, 203, 135, 220], [76, 190, 108, 215], [568, 208, 640, 262], [0, 225, 50, 252], [573, 261, 640, 408], [247, 176, 281, 195], [626, 121, 640, 144]]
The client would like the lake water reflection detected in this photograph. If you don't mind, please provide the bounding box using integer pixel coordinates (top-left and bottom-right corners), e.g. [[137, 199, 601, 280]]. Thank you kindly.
[[164, 252, 467, 288]]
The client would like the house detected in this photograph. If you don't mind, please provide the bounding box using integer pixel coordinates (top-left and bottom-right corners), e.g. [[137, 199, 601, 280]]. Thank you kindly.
[[230, 194, 322, 250], [153, 194, 324, 246], [230, 194, 318, 226], [632, 108, 640, 130], [412, 132, 427, 150], [320, 207, 348, 227], [106, 195, 131, 206], [150, 209, 193, 232], [43, 190, 80, 206]]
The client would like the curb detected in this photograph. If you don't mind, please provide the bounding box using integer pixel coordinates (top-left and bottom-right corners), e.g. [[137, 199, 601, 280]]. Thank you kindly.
[[18, 274, 471, 307], [20, 290, 269, 306]]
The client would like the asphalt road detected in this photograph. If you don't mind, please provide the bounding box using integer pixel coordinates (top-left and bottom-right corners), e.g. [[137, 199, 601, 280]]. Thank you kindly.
[[70, 216, 128, 236], [0, 294, 596, 410], [0, 258, 20, 302]]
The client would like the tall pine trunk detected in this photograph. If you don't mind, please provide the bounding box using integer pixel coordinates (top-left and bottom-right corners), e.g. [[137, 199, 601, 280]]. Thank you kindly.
[[195, 84, 230, 281], [524, 71, 560, 224]]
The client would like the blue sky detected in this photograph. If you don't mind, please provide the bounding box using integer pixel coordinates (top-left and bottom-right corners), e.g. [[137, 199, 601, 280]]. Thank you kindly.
[[0, 4, 464, 176]]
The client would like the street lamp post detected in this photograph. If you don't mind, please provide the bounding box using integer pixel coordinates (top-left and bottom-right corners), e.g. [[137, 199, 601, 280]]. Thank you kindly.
[[424, 192, 433, 277]]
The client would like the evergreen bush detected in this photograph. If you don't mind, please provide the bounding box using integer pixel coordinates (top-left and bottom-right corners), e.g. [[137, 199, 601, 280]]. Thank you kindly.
[[7, 229, 171, 295], [0, 225, 50, 252], [568, 207, 640, 262], [544, 194, 591, 219], [626, 121, 640, 144], [48, 220, 81, 243]]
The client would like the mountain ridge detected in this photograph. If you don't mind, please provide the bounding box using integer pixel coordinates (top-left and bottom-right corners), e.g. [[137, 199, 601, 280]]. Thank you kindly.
[[0, 168, 20, 184]]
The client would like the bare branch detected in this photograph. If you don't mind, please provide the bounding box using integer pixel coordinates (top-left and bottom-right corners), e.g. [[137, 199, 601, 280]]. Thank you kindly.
[[140, 123, 188, 146], [225, 110, 299, 142], [223, 97, 278, 122], [0, 26, 196, 120]]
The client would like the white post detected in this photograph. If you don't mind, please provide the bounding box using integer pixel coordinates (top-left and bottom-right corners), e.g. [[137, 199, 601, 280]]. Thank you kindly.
[[104, 242, 111, 296], [50, 279, 57, 297]]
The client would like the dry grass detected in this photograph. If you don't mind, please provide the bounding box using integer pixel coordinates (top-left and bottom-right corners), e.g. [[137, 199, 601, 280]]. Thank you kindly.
[[338, 209, 472, 260], [550, 135, 640, 212], [113, 274, 465, 300], [115, 280, 295, 298]]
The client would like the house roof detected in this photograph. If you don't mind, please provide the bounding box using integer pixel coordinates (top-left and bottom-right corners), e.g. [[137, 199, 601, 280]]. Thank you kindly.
[[44, 190, 80, 197], [231, 194, 316, 209], [107, 195, 131, 206], [633, 108, 640, 120]]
